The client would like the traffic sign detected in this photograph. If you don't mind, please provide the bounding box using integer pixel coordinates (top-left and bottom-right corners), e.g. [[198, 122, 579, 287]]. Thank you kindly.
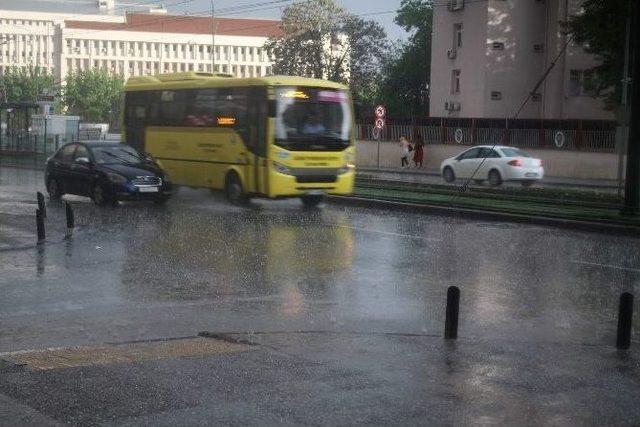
[[375, 105, 386, 118], [554, 131, 565, 148], [454, 128, 464, 144], [375, 118, 385, 129]]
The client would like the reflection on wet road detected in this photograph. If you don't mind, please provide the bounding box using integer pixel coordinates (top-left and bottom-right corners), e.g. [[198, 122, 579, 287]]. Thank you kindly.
[[1, 167, 640, 425], [1, 167, 639, 350]]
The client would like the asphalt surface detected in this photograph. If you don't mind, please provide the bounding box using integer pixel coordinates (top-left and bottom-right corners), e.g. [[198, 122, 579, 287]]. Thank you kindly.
[[1, 166, 640, 425]]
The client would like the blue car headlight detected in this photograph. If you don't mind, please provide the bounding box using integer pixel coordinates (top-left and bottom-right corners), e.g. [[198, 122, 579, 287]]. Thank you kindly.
[[106, 173, 128, 185]]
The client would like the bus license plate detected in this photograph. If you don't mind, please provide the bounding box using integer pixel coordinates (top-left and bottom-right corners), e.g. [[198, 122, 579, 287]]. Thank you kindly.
[[139, 186, 159, 193]]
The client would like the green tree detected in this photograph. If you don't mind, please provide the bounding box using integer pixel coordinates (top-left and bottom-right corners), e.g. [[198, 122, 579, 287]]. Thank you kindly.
[[264, 0, 388, 107], [63, 69, 124, 124], [0, 66, 57, 103], [566, 0, 628, 111], [378, 0, 432, 118], [342, 15, 389, 110]]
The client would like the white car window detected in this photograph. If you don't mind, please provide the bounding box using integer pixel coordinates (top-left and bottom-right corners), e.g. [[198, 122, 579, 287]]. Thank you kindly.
[[458, 148, 480, 160], [501, 147, 531, 158]]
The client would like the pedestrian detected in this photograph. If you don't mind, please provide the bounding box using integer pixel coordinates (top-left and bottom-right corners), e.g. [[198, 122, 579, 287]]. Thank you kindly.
[[412, 135, 424, 168], [400, 136, 410, 168]]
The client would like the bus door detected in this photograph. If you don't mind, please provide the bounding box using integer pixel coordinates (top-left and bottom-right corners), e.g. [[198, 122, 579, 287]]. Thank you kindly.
[[124, 92, 148, 153], [246, 87, 269, 195]]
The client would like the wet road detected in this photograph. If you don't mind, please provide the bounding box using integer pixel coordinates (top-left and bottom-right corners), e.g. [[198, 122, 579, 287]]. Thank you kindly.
[[1, 166, 640, 425]]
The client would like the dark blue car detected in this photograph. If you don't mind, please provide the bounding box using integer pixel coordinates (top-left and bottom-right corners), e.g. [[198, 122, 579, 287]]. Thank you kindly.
[[45, 142, 172, 206]]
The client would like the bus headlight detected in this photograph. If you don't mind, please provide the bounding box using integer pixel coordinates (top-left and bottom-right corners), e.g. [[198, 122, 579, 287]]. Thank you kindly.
[[338, 163, 355, 174], [273, 162, 293, 176], [345, 152, 355, 163]]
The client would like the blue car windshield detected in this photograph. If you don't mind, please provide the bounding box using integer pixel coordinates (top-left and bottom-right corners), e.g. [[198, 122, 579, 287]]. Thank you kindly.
[[93, 146, 143, 165]]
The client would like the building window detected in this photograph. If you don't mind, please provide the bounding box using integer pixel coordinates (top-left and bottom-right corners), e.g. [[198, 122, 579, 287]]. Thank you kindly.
[[451, 69, 461, 94], [453, 23, 463, 49], [491, 41, 505, 50], [569, 69, 597, 97], [448, 0, 464, 11], [490, 91, 502, 101]]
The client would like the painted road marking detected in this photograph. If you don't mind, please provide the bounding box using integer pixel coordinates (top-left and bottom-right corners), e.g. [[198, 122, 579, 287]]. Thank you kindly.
[[0, 337, 250, 371], [570, 260, 640, 273], [331, 224, 442, 242]]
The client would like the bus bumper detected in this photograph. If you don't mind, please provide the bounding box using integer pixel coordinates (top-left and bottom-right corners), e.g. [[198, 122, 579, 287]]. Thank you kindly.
[[268, 169, 355, 198]]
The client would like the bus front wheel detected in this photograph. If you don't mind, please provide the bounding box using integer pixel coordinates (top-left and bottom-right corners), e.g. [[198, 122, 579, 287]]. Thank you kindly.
[[225, 171, 246, 205], [301, 195, 323, 208]]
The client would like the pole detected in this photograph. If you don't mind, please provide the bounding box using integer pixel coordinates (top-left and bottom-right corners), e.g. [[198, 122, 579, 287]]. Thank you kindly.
[[36, 209, 45, 242], [37, 192, 46, 219], [623, 0, 640, 215], [65, 202, 74, 236], [444, 286, 460, 340], [619, 0, 633, 199], [616, 293, 634, 350], [211, 0, 215, 72]]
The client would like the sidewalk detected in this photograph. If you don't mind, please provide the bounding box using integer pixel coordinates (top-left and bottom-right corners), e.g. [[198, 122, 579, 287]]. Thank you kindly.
[[357, 166, 621, 191]]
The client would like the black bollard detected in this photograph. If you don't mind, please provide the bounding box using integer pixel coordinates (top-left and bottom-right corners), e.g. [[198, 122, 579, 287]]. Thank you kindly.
[[65, 202, 75, 231], [444, 286, 460, 340], [36, 209, 45, 242], [37, 192, 46, 219], [617, 293, 634, 350]]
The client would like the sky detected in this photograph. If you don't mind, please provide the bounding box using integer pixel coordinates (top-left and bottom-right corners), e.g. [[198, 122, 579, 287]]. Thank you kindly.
[[169, 0, 408, 41], [5, 0, 409, 41]]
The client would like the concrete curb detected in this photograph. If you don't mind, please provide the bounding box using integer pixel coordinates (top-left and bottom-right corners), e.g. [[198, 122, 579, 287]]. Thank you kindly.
[[328, 195, 640, 235]]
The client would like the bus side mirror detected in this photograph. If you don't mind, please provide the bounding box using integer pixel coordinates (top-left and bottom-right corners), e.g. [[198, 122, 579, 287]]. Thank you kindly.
[[268, 100, 277, 118]]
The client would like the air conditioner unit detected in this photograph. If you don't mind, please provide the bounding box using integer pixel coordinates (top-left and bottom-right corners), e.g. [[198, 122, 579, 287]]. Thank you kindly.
[[451, 102, 461, 111], [447, 49, 457, 59], [101, 48, 108, 54], [448, 0, 464, 11], [444, 101, 450, 111], [74, 48, 81, 53]]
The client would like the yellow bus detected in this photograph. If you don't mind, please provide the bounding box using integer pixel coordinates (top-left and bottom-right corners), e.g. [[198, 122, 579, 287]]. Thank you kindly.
[[123, 72, 356, 206]]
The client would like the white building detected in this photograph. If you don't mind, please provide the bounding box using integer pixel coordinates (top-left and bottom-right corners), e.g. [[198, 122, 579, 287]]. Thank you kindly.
[[430, 0, 614, 120], [0, 1, 280, 83]]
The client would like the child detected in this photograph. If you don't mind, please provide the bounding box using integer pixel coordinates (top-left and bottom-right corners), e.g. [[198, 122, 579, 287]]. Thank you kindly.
[[400, 136, 410, 168]]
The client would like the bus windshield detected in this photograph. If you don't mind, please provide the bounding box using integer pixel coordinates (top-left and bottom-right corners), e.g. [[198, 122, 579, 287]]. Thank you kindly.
[[275, 87, 352, 150]]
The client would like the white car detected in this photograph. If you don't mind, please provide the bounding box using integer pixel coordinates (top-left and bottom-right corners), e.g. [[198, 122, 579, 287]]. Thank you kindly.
[[440, 145, 544, 187]]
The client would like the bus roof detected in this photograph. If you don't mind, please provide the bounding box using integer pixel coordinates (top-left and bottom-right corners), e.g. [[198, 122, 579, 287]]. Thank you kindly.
[[124, 72, 349, 91]]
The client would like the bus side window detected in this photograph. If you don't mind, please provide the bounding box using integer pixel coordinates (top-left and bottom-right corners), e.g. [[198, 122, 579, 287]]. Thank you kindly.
[[159, 90, 188, 127], [189, 89, 217, 127], [146, 91, 160, 126]]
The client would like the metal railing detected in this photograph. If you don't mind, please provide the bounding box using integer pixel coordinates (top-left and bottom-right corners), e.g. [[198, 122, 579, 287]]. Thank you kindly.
[[356, 123, 617, 153]]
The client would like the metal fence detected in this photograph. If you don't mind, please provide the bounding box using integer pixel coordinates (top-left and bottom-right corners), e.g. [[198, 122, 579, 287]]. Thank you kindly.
[[356, 121, 617, 153], [0, 133, 72, 156]]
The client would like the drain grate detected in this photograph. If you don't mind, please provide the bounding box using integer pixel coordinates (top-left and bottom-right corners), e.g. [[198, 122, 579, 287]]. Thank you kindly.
[[0, 337, 250, 371]]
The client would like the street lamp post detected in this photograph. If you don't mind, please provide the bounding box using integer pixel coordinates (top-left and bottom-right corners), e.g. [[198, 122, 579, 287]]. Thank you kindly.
[[623, 0, 640, 215]]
